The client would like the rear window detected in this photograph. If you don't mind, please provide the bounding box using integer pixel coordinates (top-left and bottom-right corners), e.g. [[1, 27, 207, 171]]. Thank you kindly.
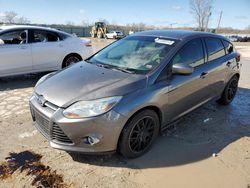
[[33, 30, 60, 43], [223, 40, 235, 54], [205, 38, 225, 61]]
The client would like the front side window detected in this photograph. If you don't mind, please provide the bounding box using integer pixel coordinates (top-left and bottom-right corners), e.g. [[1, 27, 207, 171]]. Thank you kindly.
[[32, 30, 59, 43], [0, 30, 27, 45], [171, 39, 204, 67], [88, 36, 176, 74], [205, 38, 225, 61]]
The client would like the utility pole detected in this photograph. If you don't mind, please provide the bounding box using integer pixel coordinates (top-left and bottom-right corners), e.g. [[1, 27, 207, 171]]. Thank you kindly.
[[169, 23, 177, 29], [205, 6, 212, 32], [216, 11, 223, 33]]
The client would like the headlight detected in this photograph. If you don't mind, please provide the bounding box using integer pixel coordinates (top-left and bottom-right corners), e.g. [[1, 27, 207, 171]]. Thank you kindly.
[[35, 72, 55, 87], [63, 96, 122, 119]]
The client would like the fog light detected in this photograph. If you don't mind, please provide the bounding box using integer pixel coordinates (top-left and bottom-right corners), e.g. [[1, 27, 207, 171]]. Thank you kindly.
[[82, 134, 102, 145], [87, 136, 100, 145]]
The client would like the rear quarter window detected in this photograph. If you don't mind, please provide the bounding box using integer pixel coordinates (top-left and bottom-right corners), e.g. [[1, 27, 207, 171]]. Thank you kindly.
[[223, 40, 235, 54], [205, 37, 225, 61]]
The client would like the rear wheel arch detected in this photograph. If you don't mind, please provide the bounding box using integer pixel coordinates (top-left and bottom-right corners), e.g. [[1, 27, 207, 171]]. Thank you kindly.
[[234, 73, 240, 80], [218, 74, 239, 105], [62, 53, 83, 68]]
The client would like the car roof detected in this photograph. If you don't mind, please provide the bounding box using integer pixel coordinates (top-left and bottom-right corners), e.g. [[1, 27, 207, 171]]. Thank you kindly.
[[134, 30, 228, 41], [0, 25, 71, 36]]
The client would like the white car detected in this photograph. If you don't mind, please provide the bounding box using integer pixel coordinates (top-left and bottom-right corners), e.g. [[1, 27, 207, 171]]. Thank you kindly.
[[0, 25, 93, 77], [105, 31, 124, 39]]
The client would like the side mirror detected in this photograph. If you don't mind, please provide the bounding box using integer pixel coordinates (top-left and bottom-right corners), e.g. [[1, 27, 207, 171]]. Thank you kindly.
[[172, 63, 194, 75]]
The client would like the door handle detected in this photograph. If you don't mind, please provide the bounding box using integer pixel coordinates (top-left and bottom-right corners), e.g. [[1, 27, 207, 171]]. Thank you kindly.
[[200, 72, 208, 79], [59, 43, 64, 47]]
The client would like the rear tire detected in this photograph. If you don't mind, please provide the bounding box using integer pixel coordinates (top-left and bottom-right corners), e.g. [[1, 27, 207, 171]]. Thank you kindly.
[[118, 110, 160, 158], [62, 55, 81, 68], [217, 75, 239, 105]]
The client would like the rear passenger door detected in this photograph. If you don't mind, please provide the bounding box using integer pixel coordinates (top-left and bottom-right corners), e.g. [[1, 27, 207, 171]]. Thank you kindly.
[[30, 29, 65, 71], [203, 37, 227, 98]]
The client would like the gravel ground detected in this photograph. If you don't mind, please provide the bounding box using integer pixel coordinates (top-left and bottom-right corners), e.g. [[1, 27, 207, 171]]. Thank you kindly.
[[0, 39, 249, 188]]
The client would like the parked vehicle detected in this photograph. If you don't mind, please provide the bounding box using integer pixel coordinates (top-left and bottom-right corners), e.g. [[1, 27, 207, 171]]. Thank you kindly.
[[105, 31, 124, 39], [30, 30, 241, 158], [0, 25, 93, 77], [90, 22, 108, 39]]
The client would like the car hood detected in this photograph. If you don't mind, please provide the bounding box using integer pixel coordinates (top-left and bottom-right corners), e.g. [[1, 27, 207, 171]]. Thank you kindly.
[[35, 62, 147, 108]]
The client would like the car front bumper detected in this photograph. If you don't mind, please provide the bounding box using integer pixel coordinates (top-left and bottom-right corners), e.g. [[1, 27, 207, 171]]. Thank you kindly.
[[29, 94, 128, 153]]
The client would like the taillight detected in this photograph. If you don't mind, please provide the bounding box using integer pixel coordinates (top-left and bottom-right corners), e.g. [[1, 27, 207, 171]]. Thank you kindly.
[[85, 42, 92, 47], [236, 53, 241, 62]]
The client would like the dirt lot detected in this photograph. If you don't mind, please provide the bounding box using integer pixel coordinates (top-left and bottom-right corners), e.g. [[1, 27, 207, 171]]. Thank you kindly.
[[0, 39, 250, 188]]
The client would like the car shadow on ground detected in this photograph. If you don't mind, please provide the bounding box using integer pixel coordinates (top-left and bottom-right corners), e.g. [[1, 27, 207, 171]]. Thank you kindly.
[[0, 72, 51, 91], [70, 87, 250, 169]]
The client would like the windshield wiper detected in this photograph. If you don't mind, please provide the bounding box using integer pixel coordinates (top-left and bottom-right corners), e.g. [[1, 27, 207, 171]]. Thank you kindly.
[[86, 60, 136, 74], [110, 67, 136, 74], [85, 59, 93, 64], [85, 60, 108, 68]]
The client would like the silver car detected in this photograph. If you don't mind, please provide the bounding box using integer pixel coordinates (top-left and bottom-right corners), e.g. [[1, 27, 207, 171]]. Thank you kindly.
[[30, 30, 241, 158], [0, 25, 93, 77]]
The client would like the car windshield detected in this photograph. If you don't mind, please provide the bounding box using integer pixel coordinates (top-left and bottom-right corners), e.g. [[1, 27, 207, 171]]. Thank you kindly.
[[88, 36, 176, 74]]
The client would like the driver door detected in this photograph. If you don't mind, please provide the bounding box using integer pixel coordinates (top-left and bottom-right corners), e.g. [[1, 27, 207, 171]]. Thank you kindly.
[[0, 29, 32, 76], [163, 38, 211, 123]]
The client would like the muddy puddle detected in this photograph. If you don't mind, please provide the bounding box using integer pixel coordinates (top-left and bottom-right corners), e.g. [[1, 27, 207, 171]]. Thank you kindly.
[[0, 150, 67, 188]]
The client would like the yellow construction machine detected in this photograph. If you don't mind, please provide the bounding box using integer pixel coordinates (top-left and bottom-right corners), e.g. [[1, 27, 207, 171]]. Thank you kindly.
[[90, 22, 108, 38]]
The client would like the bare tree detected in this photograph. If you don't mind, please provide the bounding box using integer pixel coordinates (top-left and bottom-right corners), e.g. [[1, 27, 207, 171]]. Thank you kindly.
[[190, 0, 213, 31], [16, 16, 30, 24], [81, 19, 91, 27], [65, 21, 75, 26], [3, 11, 18, 23]]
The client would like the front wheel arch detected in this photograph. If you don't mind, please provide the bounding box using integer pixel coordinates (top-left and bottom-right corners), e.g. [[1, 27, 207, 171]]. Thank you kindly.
[[117, 106, 162, 148]]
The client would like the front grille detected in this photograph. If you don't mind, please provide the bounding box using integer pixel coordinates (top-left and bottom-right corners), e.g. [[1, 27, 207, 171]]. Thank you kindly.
[[52, 124, 73, 144], [33, 110, 50, 139]]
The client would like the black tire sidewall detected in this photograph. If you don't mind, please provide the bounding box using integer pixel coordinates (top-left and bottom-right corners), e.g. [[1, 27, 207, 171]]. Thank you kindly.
[[219, 75, 239, 105], [119, 110, 160, 158]]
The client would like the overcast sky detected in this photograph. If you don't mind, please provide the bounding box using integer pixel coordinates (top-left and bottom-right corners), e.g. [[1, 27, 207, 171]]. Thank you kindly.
[[0, 0, 249, 29]]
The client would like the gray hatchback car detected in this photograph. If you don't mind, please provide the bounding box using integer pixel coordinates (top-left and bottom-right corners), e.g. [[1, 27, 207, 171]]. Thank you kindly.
[[30, 30, 241, 158]]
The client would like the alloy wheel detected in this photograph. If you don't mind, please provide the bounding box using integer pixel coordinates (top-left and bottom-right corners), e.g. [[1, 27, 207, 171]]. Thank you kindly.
[[128, 116, 155, 153], [227, 79, 238, 101], [65, 56, 80, 67]]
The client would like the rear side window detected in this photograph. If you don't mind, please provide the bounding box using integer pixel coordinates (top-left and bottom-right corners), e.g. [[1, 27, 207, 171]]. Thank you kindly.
[[32, 30, 60, 43], [223, 40, 235, 54], [172, 39, 204, 67], [205, 38, 225, 61]]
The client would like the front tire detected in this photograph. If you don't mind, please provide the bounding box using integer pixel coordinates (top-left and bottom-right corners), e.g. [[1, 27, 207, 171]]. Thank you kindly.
[[118, 110, 160, 158], [217, 75, 239, 105]]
